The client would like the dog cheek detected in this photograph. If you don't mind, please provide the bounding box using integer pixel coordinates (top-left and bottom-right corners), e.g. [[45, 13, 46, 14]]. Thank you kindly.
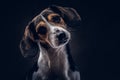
[[47, 34, 55, 46]]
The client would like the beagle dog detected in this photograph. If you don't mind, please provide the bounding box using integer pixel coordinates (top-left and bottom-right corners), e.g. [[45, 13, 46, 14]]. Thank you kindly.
[[20, 5, 81, 80]]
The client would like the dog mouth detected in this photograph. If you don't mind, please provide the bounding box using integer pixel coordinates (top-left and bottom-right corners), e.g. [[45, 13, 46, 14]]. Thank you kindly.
[[58, 37, 68, 44], [54, 32, 70, 47]]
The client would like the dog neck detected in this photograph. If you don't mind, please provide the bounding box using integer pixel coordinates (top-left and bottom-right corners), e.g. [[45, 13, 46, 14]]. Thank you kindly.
[[38, 41, 67, 55], [37, 42, 69, 73]]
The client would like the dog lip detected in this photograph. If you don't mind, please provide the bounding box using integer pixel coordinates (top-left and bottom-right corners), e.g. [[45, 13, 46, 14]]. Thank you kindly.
[[58, 37, 69, 44], [50, 35, 70, 49]]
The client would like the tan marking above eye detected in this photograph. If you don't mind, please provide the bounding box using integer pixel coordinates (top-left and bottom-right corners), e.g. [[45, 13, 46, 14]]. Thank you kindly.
[[37, 21, 45, 27], [36, 21, 46, 31], [47, 13, 65, 24], [48, 14, 59, 21]]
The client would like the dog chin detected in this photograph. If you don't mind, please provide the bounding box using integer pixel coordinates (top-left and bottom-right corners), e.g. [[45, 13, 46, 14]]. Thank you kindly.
[[50, 39, 69, 49], [51, 44, 65, 49]]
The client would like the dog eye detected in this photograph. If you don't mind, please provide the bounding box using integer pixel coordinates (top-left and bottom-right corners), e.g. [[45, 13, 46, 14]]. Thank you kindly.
[[37, 26, 47, 35], [52, 16, 61, 23]]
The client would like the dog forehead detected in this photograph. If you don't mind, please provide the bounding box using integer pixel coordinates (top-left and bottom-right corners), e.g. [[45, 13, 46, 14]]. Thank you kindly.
[[33, 9, 56, 25], [41, 9, 53, 17]]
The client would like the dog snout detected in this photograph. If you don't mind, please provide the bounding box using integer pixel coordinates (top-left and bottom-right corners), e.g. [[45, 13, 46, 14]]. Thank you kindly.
[[57, 32, 68, 44]]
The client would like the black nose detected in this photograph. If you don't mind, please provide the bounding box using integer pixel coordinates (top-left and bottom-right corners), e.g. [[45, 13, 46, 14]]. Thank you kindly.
[[57, 32, 68, 44]]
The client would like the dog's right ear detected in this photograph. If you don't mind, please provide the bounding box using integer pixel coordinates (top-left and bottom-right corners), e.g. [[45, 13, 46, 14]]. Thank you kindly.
[[19, 21, 39, 59]]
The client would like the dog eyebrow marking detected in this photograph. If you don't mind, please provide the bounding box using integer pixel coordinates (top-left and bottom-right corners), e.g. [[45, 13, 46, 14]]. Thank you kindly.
[[47, 14, 59, 21], [36, 21, 45, 29], [47, 13, 65, 26], [40, 14, 52, 27]]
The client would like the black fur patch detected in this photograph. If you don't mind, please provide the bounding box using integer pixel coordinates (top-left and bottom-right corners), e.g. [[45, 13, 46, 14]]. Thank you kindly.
[[28, 22, 39, 40]]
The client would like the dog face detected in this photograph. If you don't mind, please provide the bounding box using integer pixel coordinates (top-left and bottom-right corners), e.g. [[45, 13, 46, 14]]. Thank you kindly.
[[24, 5, 81, 48], [25, 6, 80, 48], [35, 13, 71, 48]]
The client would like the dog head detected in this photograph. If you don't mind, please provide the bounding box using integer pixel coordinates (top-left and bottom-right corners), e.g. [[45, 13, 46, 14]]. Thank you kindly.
[[35, 14, 70, 48], [20, 5, 81, 57]]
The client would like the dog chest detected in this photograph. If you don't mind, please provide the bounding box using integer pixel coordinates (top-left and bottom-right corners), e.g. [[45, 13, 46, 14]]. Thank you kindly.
[[35, 47, 69, 79]]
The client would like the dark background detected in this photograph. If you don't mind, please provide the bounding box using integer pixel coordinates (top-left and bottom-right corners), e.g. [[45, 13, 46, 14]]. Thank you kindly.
[[0, 0, 120, 80]]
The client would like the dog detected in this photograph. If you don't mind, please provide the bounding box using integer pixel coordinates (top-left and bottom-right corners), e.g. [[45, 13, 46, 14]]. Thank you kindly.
[[20, 5, 81, 80]]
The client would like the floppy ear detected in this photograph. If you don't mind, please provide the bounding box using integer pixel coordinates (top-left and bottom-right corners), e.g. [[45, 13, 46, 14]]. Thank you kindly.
[[49, 5, 81, 27], [19, 21, 39, 60]]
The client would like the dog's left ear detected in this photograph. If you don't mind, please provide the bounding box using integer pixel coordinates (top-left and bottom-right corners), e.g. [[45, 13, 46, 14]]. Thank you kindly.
[[49, 5, 81, 27]]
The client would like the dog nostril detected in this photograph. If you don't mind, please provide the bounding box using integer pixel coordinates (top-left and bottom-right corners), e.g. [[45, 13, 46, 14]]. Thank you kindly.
[[57, 32, 66, 40]]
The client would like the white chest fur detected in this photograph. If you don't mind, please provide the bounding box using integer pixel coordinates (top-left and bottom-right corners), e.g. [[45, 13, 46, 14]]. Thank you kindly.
[[32, 43, 70, 80]]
